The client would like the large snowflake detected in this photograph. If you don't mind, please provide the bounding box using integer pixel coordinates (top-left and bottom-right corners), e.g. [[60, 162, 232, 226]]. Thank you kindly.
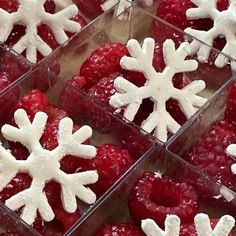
[[101, 0, 153, 20], [185, 0, 236, 70], [109, 38, 207, 142], [0, 0, 81, 63], [0, 109, 98, 225], [141, 214, 235, 236]]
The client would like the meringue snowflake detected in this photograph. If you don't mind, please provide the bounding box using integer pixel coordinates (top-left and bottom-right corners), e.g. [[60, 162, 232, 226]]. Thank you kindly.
[[226, 144, 236, 174], [0, 109, 98, 225], [101, 0, 153, 20], [185, 0, 236, 70], [141, 214, 235, 236], [54, 0, 72, 9], [0, 0, 81, 63], [109, 38, 207, 142]]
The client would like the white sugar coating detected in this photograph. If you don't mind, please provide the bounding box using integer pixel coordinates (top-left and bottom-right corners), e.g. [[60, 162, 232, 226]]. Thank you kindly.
[[142, 216, 180, 236], [142, 214, 235, 236], [226, 144, 236, 174], [195, 213, 235, 236], [0, 109, 98, 225], [185, 0, 236, 70], [0, 0, 81, 63], [101, 0, 153, 20], [109, 37, 207, 142], [55, 0, 72, 9]]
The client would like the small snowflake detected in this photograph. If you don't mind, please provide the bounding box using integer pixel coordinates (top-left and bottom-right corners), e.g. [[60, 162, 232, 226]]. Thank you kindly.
[[141, 216, 180, 236], [109, 37, 207, 142], [141, 214, 235, 236], [0, 0, 81, 63], [194, 213, 235, 236], [185, 0, 236, 70], [0, 109, 98, 225], [226, 144, 236, 174], [101, 0, 153, 20]]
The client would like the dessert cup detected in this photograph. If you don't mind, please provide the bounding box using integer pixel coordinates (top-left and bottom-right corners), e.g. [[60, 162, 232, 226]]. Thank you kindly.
[[0, 67, 155, 235]]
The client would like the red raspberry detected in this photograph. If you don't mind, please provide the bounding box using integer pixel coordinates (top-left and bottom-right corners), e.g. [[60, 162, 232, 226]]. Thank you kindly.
[[128, 173, 199, 227], [46, 105, 69, 125], [150, 0, 228, 46], [0, 173, 31, 202], [59, 75, 87, 120], [0, 72, 21, 123], [87, 73, 122, 132], [14, 89, 49, 120], [225, 83, 236, 124], [72, 0, 105, 19], [80, 43, 129, 89], [183, 120, 236, 192], [79, 144, 133, 197], [53, 202, 81, 231], [96, 223, 144, 236]]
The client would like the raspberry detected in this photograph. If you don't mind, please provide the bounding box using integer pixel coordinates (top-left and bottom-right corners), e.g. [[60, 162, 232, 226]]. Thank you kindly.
[[182, 120, 236, 193], [80, 43, 129, 89], [96, 223, 144, 236], [225, 83, 236, 124], [59, 76, 87, 120], [0, 72, 21, 123], [14, 89, 49, 120], [46, 105, 69, 125], [72, 0, 105, 19], [150, 0, 228, 46], [0, 173, 31, 202], [128, 173, 199, 227], [79, 144, 133, 197]]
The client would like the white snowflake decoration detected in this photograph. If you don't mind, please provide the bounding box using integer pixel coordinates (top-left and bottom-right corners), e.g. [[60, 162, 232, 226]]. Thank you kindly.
[[226, 144, 236, 174], [141, 214, 235, 236], [109, 38, 207, 142], [0, 109, 98, 225], [101, 0, 153, 20], [54, 0, 72, 9], [0, 0, 81, 63], [194, 213, 235, 236], [185, 0, 236, 70], [141, 216, 180, 236]]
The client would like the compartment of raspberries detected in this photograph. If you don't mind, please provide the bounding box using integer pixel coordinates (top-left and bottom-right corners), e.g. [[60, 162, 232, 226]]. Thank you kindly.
[[43, 3, 233, 144], [74, 148, 236, 235], [168, 80, 236, 208], [0, 68, 155, 236], [0, 0, 236, 236]]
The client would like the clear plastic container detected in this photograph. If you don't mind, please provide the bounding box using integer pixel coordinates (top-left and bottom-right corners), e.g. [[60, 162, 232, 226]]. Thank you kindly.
[[71, 146, 236, 235], [40, 3, 233, 145], [167, 78, 236, 206], [0, 67, 156, 235]]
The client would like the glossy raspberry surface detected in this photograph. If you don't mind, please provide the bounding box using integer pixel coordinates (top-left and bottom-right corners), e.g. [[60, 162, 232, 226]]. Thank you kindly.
[[129, 173, 199, 227]]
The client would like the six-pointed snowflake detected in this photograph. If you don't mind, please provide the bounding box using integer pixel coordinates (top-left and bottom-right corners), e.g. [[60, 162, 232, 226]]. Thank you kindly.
[[185, 0, 236, 70], [109, 37, 207, 142], [0, 109, 98, 225], [0, 0, 81, 63], [141, 214, 235, 236], [101, 0, 153, 20]]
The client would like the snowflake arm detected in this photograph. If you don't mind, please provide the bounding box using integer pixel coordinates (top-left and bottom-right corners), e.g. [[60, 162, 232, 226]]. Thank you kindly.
[[0, 0, 81, 63], [194, 213, 235, 236], [141, 216, 180, 236], [0, 108, 98, 225], [110, 38, 207, 142], [54, 0, 73, 9], [185, 0, 236, 70], [55, 118, 97, 159], [226, 144, 236, 174]]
